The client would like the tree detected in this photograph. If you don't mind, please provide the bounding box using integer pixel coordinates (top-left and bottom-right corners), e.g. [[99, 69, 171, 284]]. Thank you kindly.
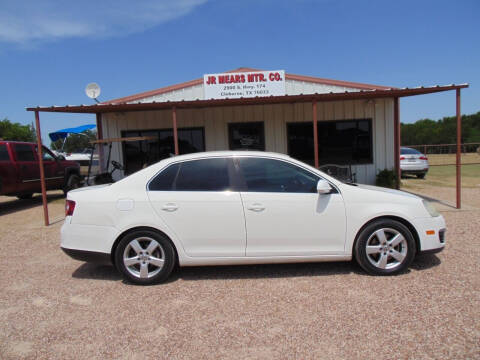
[[401, 111, 480, 145], [0, 118, 36, 142], [51, 129, 97, 153]]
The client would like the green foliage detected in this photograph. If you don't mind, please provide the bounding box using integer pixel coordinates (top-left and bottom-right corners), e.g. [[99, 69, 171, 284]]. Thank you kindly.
[[51, 129, 97, 153], [401, 111, 480, 145], [0, 118, 36, 142], [376, 169, 397, 188]]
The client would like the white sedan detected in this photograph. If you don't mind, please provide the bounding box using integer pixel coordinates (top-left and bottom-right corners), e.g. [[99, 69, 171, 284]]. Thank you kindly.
[[400, 147, 429, 178], [61, 151, 445, 285]]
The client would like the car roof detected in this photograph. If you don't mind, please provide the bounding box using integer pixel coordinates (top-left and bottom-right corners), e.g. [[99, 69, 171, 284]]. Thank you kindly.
[[160, 150, 292, 164], [114, 150, 343, 189]]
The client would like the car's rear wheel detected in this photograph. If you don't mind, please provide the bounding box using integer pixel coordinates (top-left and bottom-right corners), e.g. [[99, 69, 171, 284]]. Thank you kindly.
[[354, 219, 416, 275], [416, 173, 426, 179], [115, 230, 175, 285]]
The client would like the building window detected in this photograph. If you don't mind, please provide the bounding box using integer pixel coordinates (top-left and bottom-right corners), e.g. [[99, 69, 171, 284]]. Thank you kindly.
[[228, 122, 265, 151], [122, 127, 205, 175], [287, 119, 373, 165], [287, 122, 314, 165]]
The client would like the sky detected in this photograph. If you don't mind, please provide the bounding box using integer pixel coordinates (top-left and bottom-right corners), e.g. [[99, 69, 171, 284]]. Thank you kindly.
[[0, 0, 478, 144]]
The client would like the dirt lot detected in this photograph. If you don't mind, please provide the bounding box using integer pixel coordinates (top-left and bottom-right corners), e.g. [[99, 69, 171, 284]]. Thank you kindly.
[[0, 186, 479, 359]]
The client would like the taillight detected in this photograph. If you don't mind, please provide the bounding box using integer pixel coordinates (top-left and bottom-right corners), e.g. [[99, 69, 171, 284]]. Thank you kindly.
[[419, 156, 428, 160], [65, 200, 76, 216], [400, 156, 405, 160]]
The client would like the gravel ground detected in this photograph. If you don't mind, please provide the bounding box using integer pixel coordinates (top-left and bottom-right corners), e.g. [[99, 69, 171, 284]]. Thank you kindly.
[[0, 189, 479, 360]]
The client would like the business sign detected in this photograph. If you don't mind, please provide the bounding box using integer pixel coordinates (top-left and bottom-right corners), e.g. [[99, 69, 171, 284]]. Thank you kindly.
[[203, 70, 286, 100]]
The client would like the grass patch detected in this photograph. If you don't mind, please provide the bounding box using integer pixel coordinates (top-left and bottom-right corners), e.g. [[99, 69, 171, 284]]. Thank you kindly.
[[402, 164, 480, 189], [427, 153, 480, 166]]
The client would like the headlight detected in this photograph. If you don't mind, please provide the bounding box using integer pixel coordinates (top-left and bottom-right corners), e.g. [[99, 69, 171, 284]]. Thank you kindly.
[[422, 200, 440, 217]]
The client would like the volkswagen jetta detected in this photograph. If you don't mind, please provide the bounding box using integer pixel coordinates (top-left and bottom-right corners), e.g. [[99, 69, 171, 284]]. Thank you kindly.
[[61, 152, 445, 285]]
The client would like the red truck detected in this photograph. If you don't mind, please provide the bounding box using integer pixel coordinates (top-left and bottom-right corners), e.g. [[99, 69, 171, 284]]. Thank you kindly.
[[0, 141, 81, 199]]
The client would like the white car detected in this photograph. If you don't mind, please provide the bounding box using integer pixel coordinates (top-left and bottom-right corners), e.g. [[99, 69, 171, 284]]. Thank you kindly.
[[61, 151, 445, 285], [400, 147, 429, 178]]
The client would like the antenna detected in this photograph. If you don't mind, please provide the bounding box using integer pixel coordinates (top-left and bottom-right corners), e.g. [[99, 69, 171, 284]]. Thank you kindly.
[[85, 83, 101, 103]]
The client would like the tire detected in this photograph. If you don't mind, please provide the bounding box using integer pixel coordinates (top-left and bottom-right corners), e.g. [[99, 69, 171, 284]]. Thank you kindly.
[[17, 193, 33, 200], [416, 173, 426, 179], [114, 230, 175, 285], [354, 219, 416, 275], [64, 174, 81, 195]]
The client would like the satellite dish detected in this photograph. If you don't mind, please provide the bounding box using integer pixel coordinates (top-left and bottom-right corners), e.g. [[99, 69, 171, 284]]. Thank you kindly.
[[85, 83, 101, 101]]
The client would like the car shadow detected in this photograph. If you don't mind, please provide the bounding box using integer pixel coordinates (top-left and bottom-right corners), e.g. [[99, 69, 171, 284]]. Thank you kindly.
[[71, 254, 442, 284], [72, 263, 123, 282], [411, 253, 442, 270], [0, 193, 64, 216]]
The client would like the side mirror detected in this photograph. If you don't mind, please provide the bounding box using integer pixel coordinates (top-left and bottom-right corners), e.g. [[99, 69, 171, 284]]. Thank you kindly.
[[317, 179, 332, 194]]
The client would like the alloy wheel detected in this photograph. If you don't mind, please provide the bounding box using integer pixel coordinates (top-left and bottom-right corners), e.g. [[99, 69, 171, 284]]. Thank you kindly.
[[123, 237, 165, 279], [365, 228, 408, 270]]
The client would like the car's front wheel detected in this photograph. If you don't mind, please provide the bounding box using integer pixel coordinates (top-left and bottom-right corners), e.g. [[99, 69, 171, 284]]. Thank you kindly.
[[115, 230, 175, 285], [354, 219, 416, 275]]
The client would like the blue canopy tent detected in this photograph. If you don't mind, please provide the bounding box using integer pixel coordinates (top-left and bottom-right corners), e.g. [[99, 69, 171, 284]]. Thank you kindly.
[[49, 124, 96, 142]]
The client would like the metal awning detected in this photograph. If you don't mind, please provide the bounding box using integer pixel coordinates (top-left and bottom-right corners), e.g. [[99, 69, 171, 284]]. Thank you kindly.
[[90, 136, 157, 144]]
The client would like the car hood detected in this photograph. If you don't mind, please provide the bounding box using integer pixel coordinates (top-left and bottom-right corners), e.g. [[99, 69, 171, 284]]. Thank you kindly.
[[352, 184, 421, 200]]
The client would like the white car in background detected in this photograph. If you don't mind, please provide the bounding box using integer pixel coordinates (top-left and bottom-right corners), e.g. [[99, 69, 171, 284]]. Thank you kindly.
[[400, 147, 429, 178], [61, 151, 445, 285]]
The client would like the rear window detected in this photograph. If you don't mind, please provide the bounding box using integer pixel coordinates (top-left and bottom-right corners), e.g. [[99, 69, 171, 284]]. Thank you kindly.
[[401, 147, 421, 155], [0, 144, 10, 161], [14, 144, 35, 161], [148, 158, 231, 191]]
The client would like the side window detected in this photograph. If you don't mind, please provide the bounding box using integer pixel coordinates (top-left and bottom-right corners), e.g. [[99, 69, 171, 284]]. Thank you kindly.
[[43, 152, 54, 161], [148, 158, 231, 192], [36, 146, 55, 161], [0, 144, 10, 161], [14, 144, 35, 162], [175, 158, 230, 191], [237, 158, 319, 193], [148, 163, 180, 191]]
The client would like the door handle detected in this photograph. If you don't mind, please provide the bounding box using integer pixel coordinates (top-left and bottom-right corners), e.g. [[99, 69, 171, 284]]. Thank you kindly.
[[247, 203, 265, 212], [161, 203, 178, 212]]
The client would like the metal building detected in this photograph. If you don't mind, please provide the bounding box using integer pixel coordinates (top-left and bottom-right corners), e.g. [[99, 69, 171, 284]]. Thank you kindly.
[[101, 68, 396, 183]]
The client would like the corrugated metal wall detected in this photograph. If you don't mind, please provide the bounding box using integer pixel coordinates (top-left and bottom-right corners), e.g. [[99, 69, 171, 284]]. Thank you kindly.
[[102, 98, 394, 184]]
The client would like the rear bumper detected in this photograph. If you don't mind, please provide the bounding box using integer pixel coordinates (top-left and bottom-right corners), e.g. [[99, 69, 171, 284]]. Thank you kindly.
[[401, 169, 428, 174], [61, 247, 112, 265], [400, 162, 429, 173], [61, 219, 119, 262]]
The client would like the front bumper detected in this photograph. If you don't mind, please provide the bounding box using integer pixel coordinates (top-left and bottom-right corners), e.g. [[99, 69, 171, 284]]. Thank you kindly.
[[412, 215, 446, 253]]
